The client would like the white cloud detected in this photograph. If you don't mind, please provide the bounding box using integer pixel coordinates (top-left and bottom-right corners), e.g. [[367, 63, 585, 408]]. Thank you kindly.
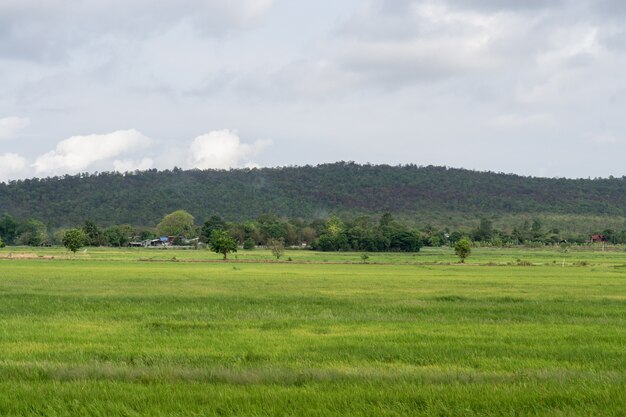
[[325, 2, 518, 88], [0, 117, 30, 140], [0, 153, 28, 182], [188, 130, 271, 169], [113, 158, 155, 172], [33, 129, 152, 176]]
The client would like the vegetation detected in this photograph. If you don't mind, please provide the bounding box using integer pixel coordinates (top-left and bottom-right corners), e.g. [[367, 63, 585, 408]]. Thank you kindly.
[[62, 228, 86, 253], [2, 208, 626, 252], [454, 238, 472, 263], [0, 163, 625, 232], [156, 210, 195, 238], [0, 246, 624, 416], [243, 238, 256, 250], [208, 229, 238, 260], [268, 238, 285, 259]]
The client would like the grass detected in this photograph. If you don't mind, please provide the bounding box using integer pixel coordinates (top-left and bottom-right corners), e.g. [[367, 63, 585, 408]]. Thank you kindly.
[[0, 247, 625, 416]]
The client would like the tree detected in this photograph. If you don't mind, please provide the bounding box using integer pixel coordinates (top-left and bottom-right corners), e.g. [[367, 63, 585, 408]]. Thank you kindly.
[[104, 224, 134, 247], [454, 238, 472, 263], [473, 218, 493, 242], [62, 229, 86, 254], [82, 220, 106, 246], [16, 219, 48, 246], [0, 214, 19, 245], [315, 216, 349, 251], [243, 238, 255, 250], [0, 236, 5, 248], [390, 230, 422, 252], [209, 230, 238, 260], [201, 215, 226, 241], [268, 238, 285, 259], [157, 210, 195, 238], [300, 226, 317, 245]]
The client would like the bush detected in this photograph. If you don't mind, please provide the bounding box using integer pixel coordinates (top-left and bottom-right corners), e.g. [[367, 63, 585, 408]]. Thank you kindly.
[[62, 229, 87, 254], [268, 238, 285, 259], [454, 239, 472, 263], [243, 238, 255, 250]]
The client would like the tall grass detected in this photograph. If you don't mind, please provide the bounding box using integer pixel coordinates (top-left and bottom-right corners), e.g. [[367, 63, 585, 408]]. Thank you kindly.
[[0, 247, 624, 416]]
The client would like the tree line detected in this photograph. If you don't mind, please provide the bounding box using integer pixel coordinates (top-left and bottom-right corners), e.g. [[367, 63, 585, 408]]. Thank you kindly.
[[2, 210, 625, 252]]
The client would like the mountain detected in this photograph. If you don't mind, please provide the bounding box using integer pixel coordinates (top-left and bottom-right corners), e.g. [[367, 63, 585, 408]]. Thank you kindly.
[[1, 162, 625, 230]]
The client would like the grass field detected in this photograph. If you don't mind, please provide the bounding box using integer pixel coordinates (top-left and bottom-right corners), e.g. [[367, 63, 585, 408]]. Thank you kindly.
[[0, 247, 625, 416]]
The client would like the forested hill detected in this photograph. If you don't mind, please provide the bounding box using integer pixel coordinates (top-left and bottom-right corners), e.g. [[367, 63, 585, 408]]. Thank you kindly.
[[0, 162, 625, 227]]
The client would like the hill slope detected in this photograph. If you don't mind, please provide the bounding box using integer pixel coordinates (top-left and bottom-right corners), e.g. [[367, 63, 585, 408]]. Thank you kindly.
[[0, 162, 625, 228]]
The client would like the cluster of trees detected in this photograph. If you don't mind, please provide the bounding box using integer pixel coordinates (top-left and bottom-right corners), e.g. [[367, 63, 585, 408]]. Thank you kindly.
[[466, 218, 626, 246], [0, 213, 157, 248], [2, 210, 626, 256], [311, 214, 423, 252]]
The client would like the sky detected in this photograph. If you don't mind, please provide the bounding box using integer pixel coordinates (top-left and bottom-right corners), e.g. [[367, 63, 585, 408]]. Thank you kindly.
[[1, 0, 625, 181]]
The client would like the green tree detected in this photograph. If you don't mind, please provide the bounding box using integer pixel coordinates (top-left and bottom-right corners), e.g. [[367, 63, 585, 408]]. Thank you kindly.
[[390, 230, 422, 252], [473, 218, 493, 242], [268, 238, 285, 259], [104, 224, 134, 247], [16, 219, 47, 246], [62, 229, 86, 253], [0, 236, 5, 248], [209, 230, 238, 260], [454, 238, 472, 263], [315, 216, 349, 251], [300, 226, 317, 245], [157, 210, 195, 238], [243, 238, 255, 250], [201, 215, 226, 241], [0, 214, 19, 245], [82, 220, 106, 246]]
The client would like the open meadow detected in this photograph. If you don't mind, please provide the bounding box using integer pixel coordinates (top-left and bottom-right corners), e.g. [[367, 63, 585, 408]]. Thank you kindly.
[[0, 246, 625, 416]]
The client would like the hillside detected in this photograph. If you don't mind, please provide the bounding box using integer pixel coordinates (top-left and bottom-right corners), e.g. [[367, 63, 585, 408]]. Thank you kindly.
[[0, 162, 625, 229]]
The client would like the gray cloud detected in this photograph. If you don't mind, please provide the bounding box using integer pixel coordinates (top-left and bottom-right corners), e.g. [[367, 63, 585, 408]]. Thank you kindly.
[[1, 0, 626, 180], [0, 0, 274, 61], [443, 0, 562, 12]]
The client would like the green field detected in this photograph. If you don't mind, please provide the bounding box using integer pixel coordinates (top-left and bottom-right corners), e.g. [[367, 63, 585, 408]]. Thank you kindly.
[[1, 247, 625, 416]]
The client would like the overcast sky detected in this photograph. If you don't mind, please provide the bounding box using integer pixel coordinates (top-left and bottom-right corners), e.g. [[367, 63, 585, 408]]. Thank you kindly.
[[1, 0, 625, 181]]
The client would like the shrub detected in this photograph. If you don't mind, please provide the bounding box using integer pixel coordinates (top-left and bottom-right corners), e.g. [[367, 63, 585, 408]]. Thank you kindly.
[[454, 239, 472, 263], [62, 229, 87, 254]]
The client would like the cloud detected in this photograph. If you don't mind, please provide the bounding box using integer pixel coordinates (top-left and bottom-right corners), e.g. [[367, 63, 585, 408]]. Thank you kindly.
[[288, 0, 622, 94], [0, 0, 274, 61], [0, 116, 30, 140], [0, 153, 27, 182], [591, 133, 621, 145], [443, 0, 561, 13], [282, 1, 536, 92], [113, 158, 155, 173], [33, 129, 152, 176], [188, 130, 271, 169], [488, 113, 554, 129]]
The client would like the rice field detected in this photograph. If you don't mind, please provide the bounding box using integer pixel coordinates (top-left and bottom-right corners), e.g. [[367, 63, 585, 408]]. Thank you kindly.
[[0, 247, 625, 416]]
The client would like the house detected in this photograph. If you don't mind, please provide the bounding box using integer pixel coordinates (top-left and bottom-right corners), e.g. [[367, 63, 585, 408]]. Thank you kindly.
[[129, 236, 198, 248], [146, 238, 167, 247], [590, 234, 607, 243]]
